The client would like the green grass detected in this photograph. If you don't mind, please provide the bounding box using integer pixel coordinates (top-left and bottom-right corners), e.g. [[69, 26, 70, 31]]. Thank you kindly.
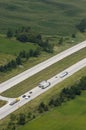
[[0, 36, 36, 55], [0, 0, 86, 35], [1, 47, 86, 97], [0, 100, 7, 107], [19, 91, 86, 130]]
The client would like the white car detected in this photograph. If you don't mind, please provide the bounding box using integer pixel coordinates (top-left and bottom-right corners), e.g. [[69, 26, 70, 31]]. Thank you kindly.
[[25, 96, 29, 99], [60, 72, 68, 78], [39, 80, 51, 89]]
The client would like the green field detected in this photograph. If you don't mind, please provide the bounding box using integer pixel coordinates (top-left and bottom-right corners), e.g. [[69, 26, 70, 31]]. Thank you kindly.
[[0, 0, 86, 35], [19, 91, 86, 130], [1, 47, 86, 97], [0, 36, 36, 55]]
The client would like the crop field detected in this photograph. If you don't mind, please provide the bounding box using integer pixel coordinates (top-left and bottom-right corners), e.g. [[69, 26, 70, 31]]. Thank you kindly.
[[0, 0, 86, 35], [19, 90, 86, 130], [1, 47, 86, 97]]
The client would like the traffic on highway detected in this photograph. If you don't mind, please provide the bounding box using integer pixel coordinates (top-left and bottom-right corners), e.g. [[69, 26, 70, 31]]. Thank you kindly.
[[0, 58, 86, 120], [0, 40, 86, 120], [0, 40, 86, 93]]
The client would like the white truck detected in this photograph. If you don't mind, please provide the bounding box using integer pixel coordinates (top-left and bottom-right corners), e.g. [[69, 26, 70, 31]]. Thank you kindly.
[[39, 80, 51, 89]]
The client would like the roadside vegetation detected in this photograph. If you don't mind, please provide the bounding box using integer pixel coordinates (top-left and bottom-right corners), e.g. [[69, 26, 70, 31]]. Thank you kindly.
[[19, 91, 86, 130], [1, 73, 86, 130]]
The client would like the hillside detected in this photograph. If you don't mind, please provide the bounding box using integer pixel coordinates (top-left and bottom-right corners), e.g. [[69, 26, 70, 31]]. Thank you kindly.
[[0, 0, 86, 35]]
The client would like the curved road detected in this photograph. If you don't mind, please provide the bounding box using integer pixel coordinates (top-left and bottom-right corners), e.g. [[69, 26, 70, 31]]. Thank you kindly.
[[0, 40, 86, 93]]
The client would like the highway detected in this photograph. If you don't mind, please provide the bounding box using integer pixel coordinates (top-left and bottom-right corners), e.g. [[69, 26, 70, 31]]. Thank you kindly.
[[0, 40, 86, 93], [0, 58, 86, 120]]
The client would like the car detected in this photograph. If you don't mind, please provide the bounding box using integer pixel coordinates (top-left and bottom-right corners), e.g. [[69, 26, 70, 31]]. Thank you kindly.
[[39, 80, 51, 89], [60, 72, 68, 78], [25, 96, 29, 99], [9, 98, 20, 105], [29, 91, 32, 94], [22, 95, 26, 98]]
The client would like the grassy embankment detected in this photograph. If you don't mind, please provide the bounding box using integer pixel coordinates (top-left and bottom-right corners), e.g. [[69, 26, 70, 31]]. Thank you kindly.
[[1, 47, 86, 98], [19, 90, 86, 130], [0, 0, 86, 35]]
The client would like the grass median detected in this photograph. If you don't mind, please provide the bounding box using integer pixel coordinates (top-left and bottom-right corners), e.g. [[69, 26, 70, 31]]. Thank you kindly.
[[0, 100, 7, 107], [1, 47, 86, 98]]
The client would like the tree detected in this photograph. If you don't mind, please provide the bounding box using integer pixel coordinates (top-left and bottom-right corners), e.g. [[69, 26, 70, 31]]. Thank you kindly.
[[18, 113, 26, 125], [16, 33, 28, 42], [58, 37, 63, 45], [16, 56, 22, 65], [38, 102, 45, 113], [10, 60, 17, 68], [7, 29, 13, 38], [48, 99, 55, 106], [29, 49, 34, 57], [27, 112, 32, 119], [10, 114, 16, 121], [79, 76, 86, 90], [76, 19, 86, 32], [72, 33, 76, 38], [47, 43, 54, 53], [33, 47, 41, 57]]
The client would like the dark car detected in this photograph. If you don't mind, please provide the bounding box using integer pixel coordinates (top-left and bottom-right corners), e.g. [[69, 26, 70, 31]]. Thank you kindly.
[[29, 91, 32, 94], [22, 95, 26, 98]]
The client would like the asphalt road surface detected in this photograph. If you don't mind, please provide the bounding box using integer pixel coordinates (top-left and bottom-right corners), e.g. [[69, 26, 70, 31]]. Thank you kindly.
[[0, 40, 86, 93], [0, 58, 86, 120]]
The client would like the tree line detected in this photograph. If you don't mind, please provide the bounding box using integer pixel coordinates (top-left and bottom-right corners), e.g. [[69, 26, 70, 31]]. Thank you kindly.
[[0, 47, 40, 73], [7, 26, 54, 53], [3, 76, 86, 130], [76, 18, 86, 32]]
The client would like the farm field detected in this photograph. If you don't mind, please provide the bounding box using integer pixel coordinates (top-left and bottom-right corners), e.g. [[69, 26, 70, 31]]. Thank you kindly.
[[0, 0, 86, 35], [1, 47, 86, 97], [19, 90, 86, 130]]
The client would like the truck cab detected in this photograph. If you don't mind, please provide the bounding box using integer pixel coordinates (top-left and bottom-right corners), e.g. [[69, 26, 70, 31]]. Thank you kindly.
[[39, 80, 51, 89]]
